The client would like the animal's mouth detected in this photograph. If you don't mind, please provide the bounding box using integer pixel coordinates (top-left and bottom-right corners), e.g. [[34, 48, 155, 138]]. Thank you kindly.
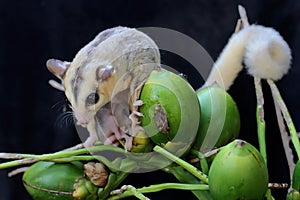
[[77, 120, 88, 127], [75, 112, 93, 127]]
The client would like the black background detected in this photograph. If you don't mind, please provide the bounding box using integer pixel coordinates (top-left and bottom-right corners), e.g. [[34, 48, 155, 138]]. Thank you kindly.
[[0, 0, 299, 199]]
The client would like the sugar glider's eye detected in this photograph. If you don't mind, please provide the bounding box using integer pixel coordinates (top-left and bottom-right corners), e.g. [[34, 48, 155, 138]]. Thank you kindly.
[[86, 93, 100, 106]]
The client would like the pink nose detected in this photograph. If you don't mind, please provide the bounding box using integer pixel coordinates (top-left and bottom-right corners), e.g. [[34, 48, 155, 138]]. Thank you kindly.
[[76, 119, 89, 126]]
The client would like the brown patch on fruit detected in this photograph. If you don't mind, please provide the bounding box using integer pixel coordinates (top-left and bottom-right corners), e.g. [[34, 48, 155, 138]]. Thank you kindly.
[[153, 103, 170, 134]]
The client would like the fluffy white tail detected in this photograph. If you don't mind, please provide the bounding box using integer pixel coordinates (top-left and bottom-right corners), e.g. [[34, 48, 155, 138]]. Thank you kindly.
[[204, 24, 291, 90]]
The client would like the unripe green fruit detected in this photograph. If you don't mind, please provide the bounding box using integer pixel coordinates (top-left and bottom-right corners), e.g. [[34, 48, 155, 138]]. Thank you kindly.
[[139, 69, 200, 154], [23, 161, 84, 200], [130, 130, 154, 153], [208, 139, 268, 200], [193, 86, 240, 151]]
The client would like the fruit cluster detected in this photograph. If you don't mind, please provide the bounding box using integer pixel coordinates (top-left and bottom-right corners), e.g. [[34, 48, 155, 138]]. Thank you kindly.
[[19, 69, 273, 200]]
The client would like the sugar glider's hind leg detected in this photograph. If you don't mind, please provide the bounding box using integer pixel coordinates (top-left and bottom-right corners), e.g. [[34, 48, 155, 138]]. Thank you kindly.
[[94, 103, 121, 147], [110, 89, 135, 150]]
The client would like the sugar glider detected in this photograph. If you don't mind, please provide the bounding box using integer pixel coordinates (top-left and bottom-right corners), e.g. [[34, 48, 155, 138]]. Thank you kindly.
[[47, 26, 161, 150]]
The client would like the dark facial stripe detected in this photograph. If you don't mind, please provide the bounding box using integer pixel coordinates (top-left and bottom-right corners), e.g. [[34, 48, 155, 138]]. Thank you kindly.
[[71, 67, 83, 105], [68, 27, 128, 106]]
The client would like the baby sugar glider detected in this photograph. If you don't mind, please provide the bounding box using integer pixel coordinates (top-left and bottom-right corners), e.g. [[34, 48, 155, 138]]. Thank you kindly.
[[47, 26, 161, 150]]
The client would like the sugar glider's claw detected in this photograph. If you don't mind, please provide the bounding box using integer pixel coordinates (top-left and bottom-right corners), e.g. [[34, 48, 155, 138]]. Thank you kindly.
[[83, 134, 98, 148], [129, 100, 145, 135], [104, 135, 119, 146], [133, 100, 144, 107], [124, 135, 134, 151], [129, 111, 144, 124]]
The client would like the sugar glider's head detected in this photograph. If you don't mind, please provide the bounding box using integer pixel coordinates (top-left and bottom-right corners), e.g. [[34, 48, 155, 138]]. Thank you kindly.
[[46, 26, 160, 127], [47, 58, 111, 126]]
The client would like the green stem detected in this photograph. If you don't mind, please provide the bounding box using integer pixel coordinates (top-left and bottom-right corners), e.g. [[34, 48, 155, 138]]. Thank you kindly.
[[0, 145, 126, 169], [165, 165, 213, 200], [52, 155, 115, 170], [267, 79, 300, 159], [257, 106, 267, 163], [110, 185, 150, 200], [270, 80, 295, 186], [125, 187, 149, 200], [265, 189, 274, 200], [0, 158, 38, 169], [99, 172, 129, 199], [107, 183, 209, 200], [254, 78, 273, 200], [52, 155, 123, 172], [254, 77, 267, 164], [190, 150, 209, 174], [153, 145, 208, 184]]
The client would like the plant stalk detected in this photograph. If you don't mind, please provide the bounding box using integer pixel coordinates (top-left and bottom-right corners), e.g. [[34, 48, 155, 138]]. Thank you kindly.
[[108, 183, 209, 200], [153, 145, 208, 184], [254, 77, 267, 164]]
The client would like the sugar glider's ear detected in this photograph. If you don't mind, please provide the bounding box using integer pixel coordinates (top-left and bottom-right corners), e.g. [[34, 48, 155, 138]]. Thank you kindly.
[[46, 59, 70, 80], [46, 59, 70, 91], [97, 65, 114, 81], [48, 79, 65, 91]]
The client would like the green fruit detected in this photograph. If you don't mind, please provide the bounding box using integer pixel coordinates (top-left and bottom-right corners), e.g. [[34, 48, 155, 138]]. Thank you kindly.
[[23, 161, 84, 200], [292, 160, 300, 190], [139, 69, 200, 154], [73, 177, 99, 200], [193, 85, 240, 151], [208, 139, 268, 200], [287, 190, 300, 200], [129, 130, 154, 153]]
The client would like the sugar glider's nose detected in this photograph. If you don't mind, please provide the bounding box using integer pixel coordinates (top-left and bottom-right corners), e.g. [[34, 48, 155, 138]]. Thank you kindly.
[[73, 109, 93, 127], [75, 115, 90, 127], [76, 119, 88, 127]]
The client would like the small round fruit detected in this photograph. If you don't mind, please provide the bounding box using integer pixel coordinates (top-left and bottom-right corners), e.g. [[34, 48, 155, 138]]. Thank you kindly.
[[139, 69, 200, 154], [208, 139, 268, 200], [193, 85, 240, 151], [23, 161, 84, 200]]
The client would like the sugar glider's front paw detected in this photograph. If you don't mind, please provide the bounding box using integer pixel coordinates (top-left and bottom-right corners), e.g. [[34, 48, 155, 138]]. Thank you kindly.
[[83, 135, 98, 148]]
